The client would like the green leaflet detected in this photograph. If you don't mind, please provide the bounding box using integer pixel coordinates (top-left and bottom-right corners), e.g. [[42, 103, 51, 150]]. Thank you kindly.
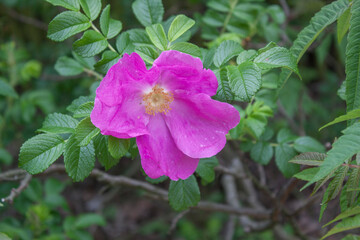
[[100, 5, 122, 39], [73, 30, 108, 57], [290, 152, 326, 166], [80, 0, 101, 21], [47, 11, 91, 42], [319, 108, 360, 131], [277, 0, 350, 93], [275, 143, 299, 178], [213, 40, 243, 67], [73, 102, 94, 118], [195, 157, 219, 183], [46, 0, 80, 11], [74, 117, 100, 147], [93, 135, 119, 171], [293, 136, 326, 153], [19, 134, 65, 174], [346, 0, 360, 112], [250, 141, 273, 165], [213, 68, 234, 102], [321, 214, 360, 240], [54, 56, 84, 76], [38, 113, 78, 134], [146, 24, 168, 50], [107, 136, 130, 159], [169, 42, 202, 58], [168, 175, 200, 211], [168, 15, 195, 42], [94, 50, 120, 74], [132, 0, 164, 27], [337, 7, 351, 43]]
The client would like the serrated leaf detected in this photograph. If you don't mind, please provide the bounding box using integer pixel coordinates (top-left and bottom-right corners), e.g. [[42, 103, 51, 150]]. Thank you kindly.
[[213, 68, 234, 102], [254, 47, 300, 77], [94, 50, 120, 74], [245, 114, 267, 139], [64, 134, 95, 181], [195, 157, 219, 183], [135, 46, 159, 64], [313, 167, 339, 195], [227, 62, 261, 102], [46, 0, 80, 11], [346, 168, 360, 206], [278, 0, 350, 93], [116, 32, 134, 55], [168, 175, 200, 211], [337, 7, 351, 43], [250, 141, 273, 165], [54, 56, 84, 76], [321, 214, 360, 240], [236, 50, 257, 65], [324, 206, 360, 227], [327, 166, 349, 201], [73, 30, 108, 57], [74, 213, 106, 228], [290, 152, 326, 166], [0, 78, 18, 98], [80, 0, 101, 21], [214, 40, 243, 67], [19, 134, 65, 174], [72, 51, 96, 69], [108, 136, 130, 159], [100, 5, 122, 39], [294, 136, 326, 153], [75, 117, 100, 147], [47, 11, 91, 42], [277, 128, 297, 144], [132, 0, 164, 27], [346, 0, 360, 112], [303, 123, 360, 190], [169, 42, 201, 58], [73, 101, 94, 118], [93, 135, 119, 170], [293, 167, 319, 181], [67, 96, 93, 113], [320, 186, 330, 221], [38, 113, 78, 134], [320, 109, 360, 131], [168, 14, 195, 42], [127, 29, 152, 47], [275, 143, 299, 178], [146, 24, 167, 50]]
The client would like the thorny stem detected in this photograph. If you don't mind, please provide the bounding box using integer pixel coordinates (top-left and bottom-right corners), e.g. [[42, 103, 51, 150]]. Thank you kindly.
[[220, 0, 239, 35]]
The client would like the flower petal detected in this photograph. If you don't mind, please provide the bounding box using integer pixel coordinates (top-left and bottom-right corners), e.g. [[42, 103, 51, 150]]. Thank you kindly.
[[152, 50, 218, 96], [91, 96, 150, 138], [136, 115, 199, 181], [96, 52, 156, 106], [164, 91, 240, 158]]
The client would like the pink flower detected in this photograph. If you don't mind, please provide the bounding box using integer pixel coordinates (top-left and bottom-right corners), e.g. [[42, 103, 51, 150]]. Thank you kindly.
[[90, 50, 240, 181]]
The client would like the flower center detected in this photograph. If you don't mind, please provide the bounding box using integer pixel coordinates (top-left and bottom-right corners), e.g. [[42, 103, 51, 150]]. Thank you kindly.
[[143, 85, 174, 115]]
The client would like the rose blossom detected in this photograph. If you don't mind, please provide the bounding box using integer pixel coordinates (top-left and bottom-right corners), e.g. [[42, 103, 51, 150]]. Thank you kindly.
[[90, 50, 240, 180]]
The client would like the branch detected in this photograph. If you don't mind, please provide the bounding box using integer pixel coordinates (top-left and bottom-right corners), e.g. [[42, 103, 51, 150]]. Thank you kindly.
[[2, 173, 32, 204], [5, 7, 47, 30]]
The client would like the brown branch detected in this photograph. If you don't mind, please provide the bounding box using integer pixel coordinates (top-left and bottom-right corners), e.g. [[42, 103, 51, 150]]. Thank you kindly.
[[167, 209, 190, 238], [2, 173, 32, 204]]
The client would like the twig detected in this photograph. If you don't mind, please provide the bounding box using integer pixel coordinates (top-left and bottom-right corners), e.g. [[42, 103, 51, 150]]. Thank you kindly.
[[5, 7, 48, 30], [2, 173, 32, 204], [214, 165, 246, 179], [167, 209, 190, 238]]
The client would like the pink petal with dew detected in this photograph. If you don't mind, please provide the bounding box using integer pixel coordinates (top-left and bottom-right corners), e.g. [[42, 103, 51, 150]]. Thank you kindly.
[[164, 91, 240, 158], [152, 50, 218, 96], [136, 114, 199, 181]]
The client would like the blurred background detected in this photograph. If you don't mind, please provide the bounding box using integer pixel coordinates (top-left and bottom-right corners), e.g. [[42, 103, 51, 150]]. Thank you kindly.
[[0, 0, 348, 239]]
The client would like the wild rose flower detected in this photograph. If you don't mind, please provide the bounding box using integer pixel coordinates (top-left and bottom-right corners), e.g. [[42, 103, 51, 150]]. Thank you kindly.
[[90, 50, 240, 181]]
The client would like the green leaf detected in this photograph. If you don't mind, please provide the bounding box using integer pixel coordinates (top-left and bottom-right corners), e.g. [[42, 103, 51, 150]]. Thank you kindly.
[[324, 206, 360, 227], [0, 78, 18, 98], [207, 1, 230, 12], [303, 123, 360, 190], [100, 5, 122, 39], [337, 7, 351, 43], [236, 49, 257, 65], [245, 114, 267, 139], [293, 168, 319, 181], [254, 47, 300, 77], [146, 24, 168, 50], [19, 134, 65, 174], [64, 134, 95, 181], [74, 213, 106, 228], [80, 0, 101, 21], [267, 5, 285, 24], [47, 11, 91, 42], [46, 0, 80, 11], [168, 175, 200, 211], [73, 30, 108, 57], [38, 113, 78, 134], [168, 14, 195, 42], [108, 136, 130, 159], [346, 168, 360, 206], [213, 40, 243, 67], [250, 142, 273, 165], [321, 214, 360, 240], [277, 128, 297, 144], [275, 143, 299, 178], [294, 136, 326, 153], [94, 50, 120, 74], [320, 109, 360, 131], [327, 166, 349, 201], [116, 32, 134, 55], [346, 0, 360, 112], [67, 96, 93, 113], [73, 101, 94, 118], [75, 117, 100, 147], [319, 186, 330, 221], [93, 135, 119, 170], [227, 62, 261, 102], [195, 157, 219, 183], [54, 56, 84, 76], [145, 175, 168, 184], [135, 46, 159, 64], [127, 29, 152, 47], [132, 0, 164, 27], [290, 152, 326, 166], [169, 42, 202, 58], [277, 0, 350, 93], [213, 68, 234, 102]]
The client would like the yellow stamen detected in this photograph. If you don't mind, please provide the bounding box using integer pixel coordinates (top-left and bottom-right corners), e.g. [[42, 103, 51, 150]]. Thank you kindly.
[[143, 85, 174, 115]]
